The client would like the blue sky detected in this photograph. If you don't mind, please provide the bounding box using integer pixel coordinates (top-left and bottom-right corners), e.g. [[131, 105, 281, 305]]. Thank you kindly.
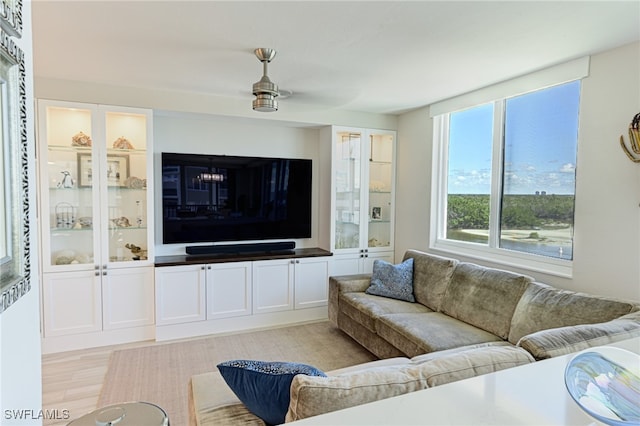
[[448, 80, 580, 195]]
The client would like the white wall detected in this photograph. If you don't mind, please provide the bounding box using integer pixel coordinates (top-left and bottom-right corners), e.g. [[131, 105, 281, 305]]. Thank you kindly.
[[0, 1, 43, 424], [396, 42, 640, 302], [152, 113, 326, 256]]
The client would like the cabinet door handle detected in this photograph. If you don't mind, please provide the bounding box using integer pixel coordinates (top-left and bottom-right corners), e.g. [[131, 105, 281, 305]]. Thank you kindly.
[[207, 266, 212, 270], [103, 264, 107, 269], [102, 271, 107, 276], [95, 271, 100, 276], [201, 266, 205, 270]]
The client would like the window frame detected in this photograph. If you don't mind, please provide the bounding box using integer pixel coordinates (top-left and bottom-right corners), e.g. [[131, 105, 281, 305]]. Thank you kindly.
[[430, 80, 583, 279]]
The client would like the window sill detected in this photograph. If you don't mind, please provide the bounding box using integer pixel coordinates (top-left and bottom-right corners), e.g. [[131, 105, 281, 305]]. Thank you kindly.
[[431, 239, 573, 279]]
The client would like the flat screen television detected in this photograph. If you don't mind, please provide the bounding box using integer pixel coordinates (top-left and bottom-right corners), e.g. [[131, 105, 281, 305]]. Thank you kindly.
[[161, 152, 312, 244]]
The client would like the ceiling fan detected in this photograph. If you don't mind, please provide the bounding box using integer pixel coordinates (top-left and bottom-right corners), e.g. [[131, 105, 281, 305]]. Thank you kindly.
[[252, 48, 283, 112], [249, 47, 354, 112]]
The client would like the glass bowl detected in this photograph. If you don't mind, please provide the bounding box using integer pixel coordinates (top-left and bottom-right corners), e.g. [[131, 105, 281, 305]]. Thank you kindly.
[[565, 346, 640, 425]]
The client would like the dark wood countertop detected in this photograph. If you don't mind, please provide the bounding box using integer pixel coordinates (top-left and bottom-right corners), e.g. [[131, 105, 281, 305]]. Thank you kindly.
[[155, 247, 333, 267]]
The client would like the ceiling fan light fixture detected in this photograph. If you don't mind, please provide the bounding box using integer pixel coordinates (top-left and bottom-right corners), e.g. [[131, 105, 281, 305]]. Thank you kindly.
[[252, 48, 280, 112], [253, 93, 278, 112]]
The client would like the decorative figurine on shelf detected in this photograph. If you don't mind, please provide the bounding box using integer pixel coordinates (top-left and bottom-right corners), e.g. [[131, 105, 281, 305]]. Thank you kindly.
[[125, 243, 148, 260], [71, 131, 92, 147], [124, 176, 145, 189], [113, 136, 134, 150], [55, 202, 76, 228], [620, 112, 640, 163], [57, 171, 74, 188], [111, 216, 132, 227]]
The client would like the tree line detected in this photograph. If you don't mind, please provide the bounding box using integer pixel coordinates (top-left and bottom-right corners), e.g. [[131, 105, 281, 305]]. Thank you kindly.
[[447, 194, 575, 230]]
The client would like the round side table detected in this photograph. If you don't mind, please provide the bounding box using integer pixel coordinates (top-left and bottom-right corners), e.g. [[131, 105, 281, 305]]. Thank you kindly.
[[68, 401, 169, 426]]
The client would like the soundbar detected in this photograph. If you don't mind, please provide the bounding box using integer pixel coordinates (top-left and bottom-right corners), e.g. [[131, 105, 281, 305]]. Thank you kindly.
[[186, 241, 296, 256]]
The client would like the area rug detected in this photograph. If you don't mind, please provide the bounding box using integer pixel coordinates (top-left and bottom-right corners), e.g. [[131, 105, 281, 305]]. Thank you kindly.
[[98, 321, 376, 425]]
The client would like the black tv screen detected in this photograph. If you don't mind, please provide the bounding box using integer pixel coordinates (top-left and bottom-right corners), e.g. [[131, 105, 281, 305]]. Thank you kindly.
[[161, 152, 312, 244]]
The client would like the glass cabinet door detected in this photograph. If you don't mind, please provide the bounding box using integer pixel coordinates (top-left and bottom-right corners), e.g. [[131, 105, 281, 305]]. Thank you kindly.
[[102, 109, 150, 264], [38, 101, 152, 271], [366, 132, 394, 250], [334, 130, 362, 250], [39, 102, 99, 271], [331, 127, 395, 257]]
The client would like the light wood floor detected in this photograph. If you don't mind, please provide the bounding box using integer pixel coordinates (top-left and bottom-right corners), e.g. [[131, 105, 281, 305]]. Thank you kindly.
[[41, 339, 160, 425]]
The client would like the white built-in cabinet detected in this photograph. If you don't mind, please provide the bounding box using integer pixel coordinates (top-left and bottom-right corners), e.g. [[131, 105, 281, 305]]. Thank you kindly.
[[36, 99, 155, 353], [155, 262, 251, 326], [154, 254, 329, 341], [329, 126, 396, 275], [252, 260, 294, 314], [253, 257, 329, 313], [208, 262, 253, 320]]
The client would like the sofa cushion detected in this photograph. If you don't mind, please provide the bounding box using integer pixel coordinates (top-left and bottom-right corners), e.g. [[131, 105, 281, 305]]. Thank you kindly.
[[286, 363, 429, 422], [402, 250, 458, 311], [508, 282, 636, 344], [366, 258, 415, 302], [518, 310, 640, 360], [440, 262, 533, 340], [195, 404, 265, 426], [327, 357, 412, 376], [286, 344, 535, 422], [340, 292, 432, 333], [413, 345, 535, 387], [376, 312, 504, 358], [337, 311, 407, 359], [217, 360, 326, 425], [410, 341, 515, 364], [190, 372, 265, 426]]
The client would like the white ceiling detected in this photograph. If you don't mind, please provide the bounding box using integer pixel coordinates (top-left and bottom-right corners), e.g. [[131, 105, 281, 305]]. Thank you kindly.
[[31, 1, 640, 115]]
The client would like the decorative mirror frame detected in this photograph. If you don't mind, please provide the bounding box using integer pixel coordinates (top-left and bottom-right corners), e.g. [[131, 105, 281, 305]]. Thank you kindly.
[[0, 27, 29, 314], [0, 0, 22, 38]]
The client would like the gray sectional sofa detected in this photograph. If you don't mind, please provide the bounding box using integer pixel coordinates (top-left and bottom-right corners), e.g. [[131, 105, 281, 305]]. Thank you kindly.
[[330, 249, 640, 361], [189, 249, 640, 425]]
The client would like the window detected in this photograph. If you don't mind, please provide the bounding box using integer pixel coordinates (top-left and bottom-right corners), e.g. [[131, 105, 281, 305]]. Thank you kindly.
[[432, 79, 581, 275]]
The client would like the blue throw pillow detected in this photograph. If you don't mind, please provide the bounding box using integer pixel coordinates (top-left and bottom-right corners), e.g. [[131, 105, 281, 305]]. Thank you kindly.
[[366, 258, 415, 302], [217, 360, 326, 425]]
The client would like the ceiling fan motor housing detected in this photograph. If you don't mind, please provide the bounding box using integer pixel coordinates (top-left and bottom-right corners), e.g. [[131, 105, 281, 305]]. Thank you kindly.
[[252, 75, 279, 96]]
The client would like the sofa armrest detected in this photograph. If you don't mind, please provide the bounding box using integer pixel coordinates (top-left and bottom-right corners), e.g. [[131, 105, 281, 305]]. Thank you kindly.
[[517, 311, 640, 360], [328, 274, 371, 325], [330, 274, 372, 293]]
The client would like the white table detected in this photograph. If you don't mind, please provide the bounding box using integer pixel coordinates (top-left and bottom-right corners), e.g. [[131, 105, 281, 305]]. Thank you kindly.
[[292, 338, 640, 425]]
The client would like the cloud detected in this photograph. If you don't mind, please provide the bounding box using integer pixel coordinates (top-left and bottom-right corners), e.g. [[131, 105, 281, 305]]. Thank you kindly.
[[560, 163, 575, 173]]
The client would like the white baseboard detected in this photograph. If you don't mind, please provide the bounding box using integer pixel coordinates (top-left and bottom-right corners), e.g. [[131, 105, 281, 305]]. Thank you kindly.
[[155, 307, 328, 341], [41, 325, 156, 354], [41, 308, 329, 353]]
